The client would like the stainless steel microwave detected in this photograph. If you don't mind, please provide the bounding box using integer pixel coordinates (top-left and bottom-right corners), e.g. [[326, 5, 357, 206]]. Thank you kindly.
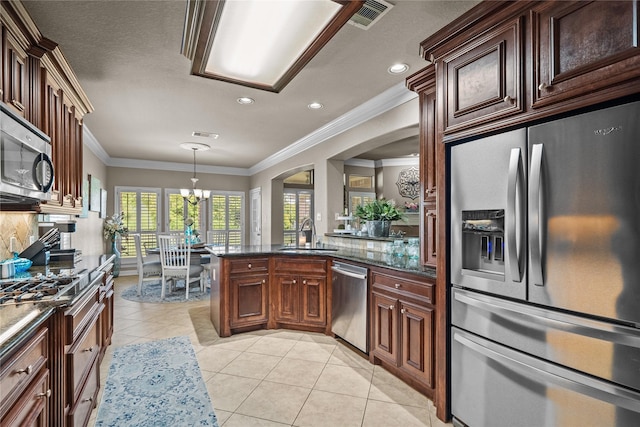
[[0, 102, 54, 203]]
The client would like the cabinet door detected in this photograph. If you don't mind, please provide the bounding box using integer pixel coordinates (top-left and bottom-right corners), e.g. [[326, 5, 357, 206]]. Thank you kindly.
[[371, 291, 398, 365], [421, 89, 437, 202], [230, 274, 268, 327], [3, 31, 28, 117], [400, 301, 434, 388], [43, 74, 63, 206], [274, 275, 299, 323], [532, 1, 640, 110], [441, 16, 523, 134], [423, 204, 437, 267], [300, 276, 326, 326], [1, 369, 49, 427]]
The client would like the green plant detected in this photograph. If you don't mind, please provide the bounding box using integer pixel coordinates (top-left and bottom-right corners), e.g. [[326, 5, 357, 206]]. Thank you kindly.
[[354, 198, 406, 222]]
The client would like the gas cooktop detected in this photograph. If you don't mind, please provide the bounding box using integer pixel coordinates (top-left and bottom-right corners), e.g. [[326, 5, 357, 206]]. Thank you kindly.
[[0, 273, 81, 305]]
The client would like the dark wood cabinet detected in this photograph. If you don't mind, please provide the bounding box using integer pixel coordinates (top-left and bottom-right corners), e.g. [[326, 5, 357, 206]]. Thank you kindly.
[[228, 257, 269, 329], [440, 16, 524, 135], [531, 1, 640, 110], [0, 326, 50, 426], [272, 257, 328, 331], [99, 263, 114, 365], [2, 29, 28, 117], [369, 269, 435, 396]]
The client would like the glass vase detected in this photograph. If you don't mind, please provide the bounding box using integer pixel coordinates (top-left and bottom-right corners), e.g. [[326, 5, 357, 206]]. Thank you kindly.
[[110, 238, 121, 277]]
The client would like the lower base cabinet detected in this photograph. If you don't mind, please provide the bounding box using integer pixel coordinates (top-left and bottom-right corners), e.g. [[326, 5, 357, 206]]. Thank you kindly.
[[370, 269, 435, 397]]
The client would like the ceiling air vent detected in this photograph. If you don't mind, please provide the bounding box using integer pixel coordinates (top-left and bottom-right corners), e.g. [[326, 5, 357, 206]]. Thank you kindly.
[[349, 0, 393, 30]]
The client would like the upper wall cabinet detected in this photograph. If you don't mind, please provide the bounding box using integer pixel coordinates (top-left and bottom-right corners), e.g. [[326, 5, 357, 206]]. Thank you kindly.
[[440, 16, 524, 135], [1, 1, 93, 213], [531, 1, 640, 110]]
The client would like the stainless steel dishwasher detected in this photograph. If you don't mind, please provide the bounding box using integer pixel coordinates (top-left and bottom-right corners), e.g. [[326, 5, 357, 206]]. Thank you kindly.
[[331, 261, 368, 354]]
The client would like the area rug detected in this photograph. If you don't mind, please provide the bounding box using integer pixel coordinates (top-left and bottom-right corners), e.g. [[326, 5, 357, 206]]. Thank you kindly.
[[121, 281, 210, 303], [95, 336, 219, 427]]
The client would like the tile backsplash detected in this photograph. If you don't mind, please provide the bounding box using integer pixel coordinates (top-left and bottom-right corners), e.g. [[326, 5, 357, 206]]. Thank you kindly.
[[0, 212, 38, 259]]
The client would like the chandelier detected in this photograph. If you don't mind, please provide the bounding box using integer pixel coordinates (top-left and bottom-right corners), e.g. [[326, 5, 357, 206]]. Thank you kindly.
[[179, 142, 211, 205]]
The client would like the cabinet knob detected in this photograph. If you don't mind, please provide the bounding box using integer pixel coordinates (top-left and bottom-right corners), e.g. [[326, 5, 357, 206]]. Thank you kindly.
[[427, 212, 436, 218], [503, 95, 514, 104], [303, 280, 307, 285], [538, 82, 549, 91], [394, 283, 401, 289], [83, 346, 94, 352], [262, 279, 266, 284], [16, 365, 33, 375], [248, 263, 252, 269], [82, 396, 93, 403], [36, 389, 52, 399], [390, 305, 394, 310], [401, 308, 406, 314], [293, 279, 297, 284]]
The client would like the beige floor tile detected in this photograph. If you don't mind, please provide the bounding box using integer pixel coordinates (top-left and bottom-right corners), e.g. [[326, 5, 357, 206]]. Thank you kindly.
[[284, 340, 336, 364], [214, 409, 233, 425], [236, 381, 311, 425], [246, 336, 298, 357], [313, 364, 372, 398], [299, 332, 341, 345], [294, 389, 367, 427], [196, 346, 242, 372], [362, 399, 430, 427], [327, 344, 373, 371], [206, 373, 261, 412], [368, 366, 429, 407], [223, 413, 291, 426], [212, 334, 262, 352], [220, 352, 282, 380], [265, 357, 325, 388], [430, 411, 455, 427]]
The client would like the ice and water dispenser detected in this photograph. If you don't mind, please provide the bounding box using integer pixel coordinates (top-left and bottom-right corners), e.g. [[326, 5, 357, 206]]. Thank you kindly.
[[461, 210, 505, 277]]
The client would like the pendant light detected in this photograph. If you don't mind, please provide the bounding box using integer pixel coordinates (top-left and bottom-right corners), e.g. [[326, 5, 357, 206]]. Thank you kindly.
[[179, 142, 211, 205]]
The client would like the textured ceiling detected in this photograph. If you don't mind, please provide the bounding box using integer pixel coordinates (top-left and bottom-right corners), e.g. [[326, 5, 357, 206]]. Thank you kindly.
[[21, 0, 478, 170]]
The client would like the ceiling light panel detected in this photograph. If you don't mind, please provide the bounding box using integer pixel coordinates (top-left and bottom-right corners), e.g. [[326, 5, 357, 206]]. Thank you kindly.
[[184, 0, 364, 92]]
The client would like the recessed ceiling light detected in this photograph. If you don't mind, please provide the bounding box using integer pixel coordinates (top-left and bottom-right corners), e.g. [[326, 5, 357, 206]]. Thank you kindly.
[[192, 131, 219, 139], [388, 63, 409, 74], [237, 97, 254, 105], [308, 102, 323, 110]]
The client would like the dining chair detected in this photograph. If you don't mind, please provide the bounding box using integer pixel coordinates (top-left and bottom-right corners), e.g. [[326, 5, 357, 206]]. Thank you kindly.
[[157, 234, 204, 299], [132, 233, 162, 296]]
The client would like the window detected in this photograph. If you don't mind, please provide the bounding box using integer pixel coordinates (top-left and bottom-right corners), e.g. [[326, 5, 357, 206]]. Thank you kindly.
[[165, 190, 205, 240], [348, 174, 373, 189], [284, 189, 313, 245], [349, 191, 375, 215], [115, 187, 160, 259], [209, 191, 245, 251]]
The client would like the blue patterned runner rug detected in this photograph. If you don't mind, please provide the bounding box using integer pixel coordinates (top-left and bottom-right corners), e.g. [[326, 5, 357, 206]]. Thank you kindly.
[[95, 336, 219, 426]]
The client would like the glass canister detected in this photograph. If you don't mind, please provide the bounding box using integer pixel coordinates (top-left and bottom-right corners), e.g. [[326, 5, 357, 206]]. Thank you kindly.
[[392, 239, 406, 258], [406, 237, 420, 260]]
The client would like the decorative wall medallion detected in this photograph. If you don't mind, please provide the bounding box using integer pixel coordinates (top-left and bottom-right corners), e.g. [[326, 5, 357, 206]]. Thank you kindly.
[[396, 167, 420, 200]]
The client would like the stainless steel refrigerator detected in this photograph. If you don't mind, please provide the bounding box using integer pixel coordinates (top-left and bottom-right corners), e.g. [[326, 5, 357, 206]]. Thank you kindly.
[[450, 100, 640, 426]]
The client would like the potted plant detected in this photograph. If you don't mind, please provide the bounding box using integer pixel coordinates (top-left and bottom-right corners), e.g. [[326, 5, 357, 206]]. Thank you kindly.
[[354, 198, 405, 237]]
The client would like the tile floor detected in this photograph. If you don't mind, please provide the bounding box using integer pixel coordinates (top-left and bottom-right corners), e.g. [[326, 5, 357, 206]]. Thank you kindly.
[[89, 276, 452, 427]]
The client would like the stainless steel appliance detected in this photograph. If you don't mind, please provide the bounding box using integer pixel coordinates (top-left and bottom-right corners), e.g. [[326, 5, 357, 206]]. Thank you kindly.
[[450, 100, 640, 426], [331, 261, 368, 353], [0, 102, 54, 203], [0, 272, 83, 305]]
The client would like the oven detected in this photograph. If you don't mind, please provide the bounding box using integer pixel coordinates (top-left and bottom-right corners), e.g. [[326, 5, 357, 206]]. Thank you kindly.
[[0, 102, 54, 203]]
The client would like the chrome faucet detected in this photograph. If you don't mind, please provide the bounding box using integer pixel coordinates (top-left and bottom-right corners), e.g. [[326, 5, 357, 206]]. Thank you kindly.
[[299, 217, 317, 247]]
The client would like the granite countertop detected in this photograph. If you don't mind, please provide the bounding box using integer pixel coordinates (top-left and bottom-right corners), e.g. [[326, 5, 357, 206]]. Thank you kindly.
[[207, 245, 436, 279], [0, 253, 115, 360]]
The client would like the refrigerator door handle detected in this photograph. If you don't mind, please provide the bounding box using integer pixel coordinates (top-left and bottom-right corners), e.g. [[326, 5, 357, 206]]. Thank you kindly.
[[529, 143, 544, 286], [507, 148, 524, 282]]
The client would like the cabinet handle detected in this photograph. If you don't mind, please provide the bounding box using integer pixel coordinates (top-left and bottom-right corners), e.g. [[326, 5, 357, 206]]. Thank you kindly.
[[427, 212, 436, 218], [401, 308, 406, 314], [538, 82, 549, 91], [248, 263, 252, 269], [303, 280, 307, 285], [83, 346, 94, 352], [394, 283, 401, 289], [390, 305, 394, 310], [16, 365, 33, 375], [293, 280, 297, 284], [82, 396, 93, 403], [503, 95, 513, 104], [36, 390, 51, 399]]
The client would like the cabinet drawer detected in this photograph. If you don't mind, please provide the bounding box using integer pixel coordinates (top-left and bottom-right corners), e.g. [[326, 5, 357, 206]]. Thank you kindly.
[[1, 368, 50, 427], [64, 287, 100, 345], [67, 361, 98, 427], [67, 315, 100, 404], [0, 327, 48, 416], [228, 258, 269, 275], [371, 272, 434, 304], [274, 257, 327, 274]]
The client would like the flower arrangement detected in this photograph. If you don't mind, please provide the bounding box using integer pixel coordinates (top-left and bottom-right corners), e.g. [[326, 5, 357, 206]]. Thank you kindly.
[[103, 212, 129, 241], [354, 198, 406, 222], [404, 201, 419, 212]]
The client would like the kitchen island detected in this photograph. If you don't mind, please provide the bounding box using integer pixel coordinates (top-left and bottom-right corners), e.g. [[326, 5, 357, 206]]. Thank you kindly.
[[208, 244, 437, 400]]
